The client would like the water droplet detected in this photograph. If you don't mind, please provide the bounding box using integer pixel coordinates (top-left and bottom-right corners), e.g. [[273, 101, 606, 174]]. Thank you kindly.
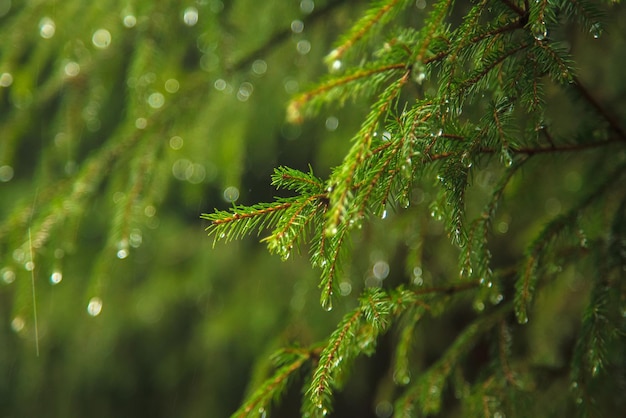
[[64, 61, 80, 77], [325, 225, 338, 236], [223, 186, 240, 203], [517, 310, 529, 324], [0, 72, 13, 87], [300, 0, 315, 14], [164, 78, 180, 93], [375, 401, 393, 418], [50, 270, 63, 285], [393, 370, 411, 385], [412, 62, 426, 84], [24, 261, 35, 271], [92, 29, 112, 49], [373, 260, 390, 280], [251, 59, 267, 75], [148, 92, 165, 108], [11, 316, 25, 332], [331, 59, 342, 72], [214, 78, 227, 91], [321, 297, 333, 311], [531, 21, 547, 41], [183, 7, 199, 26], [135, 117, 147, 129], [129, 229, 143, 248], [461, 152, 472, 168], [169, 136, 183, 150], [589, 23, 602, 39], [491, 293, 504, 305], [2, 267, 16, 284], [381, 208, 387, 219], [501, 149, 513, 167], [0, 165, 14, 182], [117, 239, 129, 259], [123, 15, 137, 28], [87, 297, 103, 316], [460, 266, 473, 279], [291, 19, 304, 34], [39, 17, 56, 39], [415, 0, 427, 10], [237, 82, 254, 101], [325, 116, 339, 131], [591, 363, 600, 376], [339, 281, 352, 296], [296, 39, 311, 55], [473, 300, 485, 311]]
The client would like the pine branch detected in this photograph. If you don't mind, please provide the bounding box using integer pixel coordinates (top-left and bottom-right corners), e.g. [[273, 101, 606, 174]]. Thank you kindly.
[[514, 162, 626, 324]]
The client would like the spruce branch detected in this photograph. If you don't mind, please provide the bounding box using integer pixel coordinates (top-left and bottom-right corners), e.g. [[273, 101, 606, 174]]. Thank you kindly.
[[571, 76, 626, 141], [325, 0, 410, 64], [395, 302, 514, 415], [287, 63, 407, 123], [325, 69, 411, 233], [232, 348, 311, 418], [514, 162, 626, 324], [499, 0, 527, 16]]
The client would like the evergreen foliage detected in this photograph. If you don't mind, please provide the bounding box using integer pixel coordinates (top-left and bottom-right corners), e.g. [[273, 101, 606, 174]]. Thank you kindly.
[[204, 0, 626, 416], [0, 0, 625, 417]]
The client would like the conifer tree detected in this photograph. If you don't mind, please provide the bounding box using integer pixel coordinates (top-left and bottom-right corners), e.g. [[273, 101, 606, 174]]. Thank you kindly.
[[0, 1, 624, 417], [204, 0, 626, 416]]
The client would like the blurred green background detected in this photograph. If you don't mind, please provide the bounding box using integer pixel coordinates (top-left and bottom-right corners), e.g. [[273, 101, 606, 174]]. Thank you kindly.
[[1, 1, 625, 417]]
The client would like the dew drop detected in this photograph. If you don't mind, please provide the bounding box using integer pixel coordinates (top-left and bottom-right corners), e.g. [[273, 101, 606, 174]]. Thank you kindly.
[[0, 165, 14, 182], [589, 23, 602, 39], [251, 59, 267, 75], [300, 0, 315, 14], [0, 72, 13, 87], [461, 152, 472, 168], [92, 29, 112, 49], [87, 297, 103, 316], [473, 300, 485, 311], [501, 149, 513, 167], [325, 225, 338, 236], [517, 311, 529, 324], [39, 17, 56, 39], [393, 370, 411, 385], [148, 92, 165, 108], [331, 59, 342, 72], [50, 270, 63, 285], [372, 260, 390, 280], [531, 21, 547, 41], [237, 82, 254, 101], [223, 186, 240, 203], [291, 19, 304, 34], [11, 316, 25, 332], [117, 240, 129, 259], [164, 78, 180, 93], [135, 117, 147, 129], [321, 297, 333, 311], [325, 116, 339, 131], [2, 267, 16, 284], [380, 208, 387, 219], [183, 7, 199, 26], [123, 15, 137, 28], [64, 61, 80, 77], [296, 39, 311, 55]]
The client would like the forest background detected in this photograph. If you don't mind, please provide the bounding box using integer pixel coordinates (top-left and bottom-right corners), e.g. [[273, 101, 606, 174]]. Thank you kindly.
[[1, 1, 625, 417]]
